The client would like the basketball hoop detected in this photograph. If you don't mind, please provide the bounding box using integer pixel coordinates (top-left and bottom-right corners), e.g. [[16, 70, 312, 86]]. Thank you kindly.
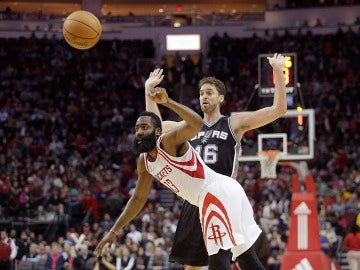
[[257, 150, 281, 179]]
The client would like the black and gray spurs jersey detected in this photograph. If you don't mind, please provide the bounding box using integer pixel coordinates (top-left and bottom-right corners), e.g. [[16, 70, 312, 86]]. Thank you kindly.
[[189, 115, 241, 179]]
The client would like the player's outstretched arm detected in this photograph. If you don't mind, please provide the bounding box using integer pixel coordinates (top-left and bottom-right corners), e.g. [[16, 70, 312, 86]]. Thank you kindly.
[[94, 155, 153, 257], [230, 53, 287, 138], [268, 53, 287, 115], [145, 68, 164, 120], [149, 87, 203, 153], [144, 68, 184, 133]]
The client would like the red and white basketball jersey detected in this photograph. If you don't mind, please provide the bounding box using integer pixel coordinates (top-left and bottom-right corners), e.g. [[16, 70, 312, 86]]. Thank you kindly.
[[145, 136, 211, 205], [144, 136, 261, 258]]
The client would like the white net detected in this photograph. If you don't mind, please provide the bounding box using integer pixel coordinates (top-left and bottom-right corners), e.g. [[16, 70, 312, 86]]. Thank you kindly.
[[258, 150, 281, 179]]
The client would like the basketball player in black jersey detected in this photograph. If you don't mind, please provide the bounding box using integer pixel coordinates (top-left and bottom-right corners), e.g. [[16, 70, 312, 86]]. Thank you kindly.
[[145, 53, 287, 270]]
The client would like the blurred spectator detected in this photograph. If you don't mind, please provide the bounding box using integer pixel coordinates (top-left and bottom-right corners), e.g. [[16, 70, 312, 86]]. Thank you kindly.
[[73, 244, 95, 270], [320, 221, 338, 257], [45, 241, 66, 270], [67, 245, 78, 270], [332, 194, 346, 217], [345, 192, 360, 214], [62, 240, 76, 270], [81, 190, 99, 223], [10, 229, 28, 261], [37, 205, 53, 221], [55, 203, 70, 236], [48, 134, 65, 156], [342, 223, 360, 270], [147, 245, 169, 270], [0, 230, 17, 270], [320, 235, 332, 256], [21, 243, 41, 262], [38, 242, 50, 260], [126, 224, 142, 245], [114, 245, 135, 269], [268, 229, 286, 253], [99, 213, 115, 232], [134, 246, 149, 270], [261, 210, 280, 235]]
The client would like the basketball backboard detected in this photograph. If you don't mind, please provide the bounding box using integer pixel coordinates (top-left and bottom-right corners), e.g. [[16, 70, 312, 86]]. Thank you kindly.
[[237, 109, 315, 162]]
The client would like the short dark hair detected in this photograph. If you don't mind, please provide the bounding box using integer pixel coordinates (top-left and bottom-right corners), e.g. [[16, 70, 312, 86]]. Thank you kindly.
[[139, 111, 162, 131], [198, 77, 226, 96]]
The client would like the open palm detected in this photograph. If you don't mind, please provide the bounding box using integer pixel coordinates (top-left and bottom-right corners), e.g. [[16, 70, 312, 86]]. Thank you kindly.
[[145, 68, 164, 93], [267, 53, 286, 71]]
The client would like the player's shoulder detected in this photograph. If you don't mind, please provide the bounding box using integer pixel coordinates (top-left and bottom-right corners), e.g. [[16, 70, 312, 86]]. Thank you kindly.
[[137, 153, 153, 175]]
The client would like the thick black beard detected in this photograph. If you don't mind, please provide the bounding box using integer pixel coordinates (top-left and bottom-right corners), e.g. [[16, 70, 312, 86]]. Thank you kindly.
[[132, 130, 157, 155]]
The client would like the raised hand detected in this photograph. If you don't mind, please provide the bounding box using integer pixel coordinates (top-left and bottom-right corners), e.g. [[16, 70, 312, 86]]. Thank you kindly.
[[145, 68, 164, 94], [147, 87, 169, 104], [267, 53, 286, 71]]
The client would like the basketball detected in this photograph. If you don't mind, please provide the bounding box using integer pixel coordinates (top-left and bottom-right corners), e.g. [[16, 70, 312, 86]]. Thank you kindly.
[[62, 10, 102, 50]]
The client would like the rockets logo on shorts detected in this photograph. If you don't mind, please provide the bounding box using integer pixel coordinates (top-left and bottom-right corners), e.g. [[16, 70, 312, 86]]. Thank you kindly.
[[208, 223, 226, 246], [202, 192, 237, 247]]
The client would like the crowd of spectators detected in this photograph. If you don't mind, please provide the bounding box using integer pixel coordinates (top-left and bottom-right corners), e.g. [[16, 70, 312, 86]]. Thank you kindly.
[[0, 22, 359, 270]]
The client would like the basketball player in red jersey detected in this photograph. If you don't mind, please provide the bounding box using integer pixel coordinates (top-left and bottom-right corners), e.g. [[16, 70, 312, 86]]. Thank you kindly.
[[94, 86, 267, 269]]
